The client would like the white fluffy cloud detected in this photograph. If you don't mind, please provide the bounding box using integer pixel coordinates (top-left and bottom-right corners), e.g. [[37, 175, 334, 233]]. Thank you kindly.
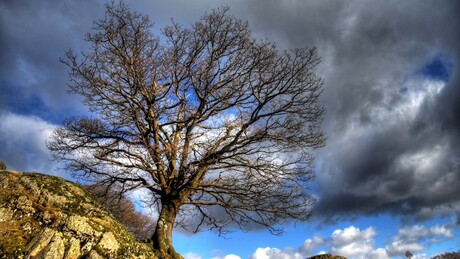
[[330, 226, 373, 256], [299, 236, 326, 255], [331, 226, 388, 259], [248, 236, 325, 259], [249, 247, 303, 259], [249, 226, 388, 259]]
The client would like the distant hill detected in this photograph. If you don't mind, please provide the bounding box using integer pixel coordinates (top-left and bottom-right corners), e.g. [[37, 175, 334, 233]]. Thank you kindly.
[[306, 252, 460, 259], [0, 165, 157, 258], [432, 252, 460, 259], [307, 254, 347, 259]]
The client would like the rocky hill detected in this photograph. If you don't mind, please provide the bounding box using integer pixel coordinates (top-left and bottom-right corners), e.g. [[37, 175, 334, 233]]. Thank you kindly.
[[0, 166, 157, 258]]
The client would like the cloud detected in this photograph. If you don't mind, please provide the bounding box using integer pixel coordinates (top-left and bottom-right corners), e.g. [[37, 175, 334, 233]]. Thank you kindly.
[[315, 75, 460, 222], [330, 226, 387, 259], [249, 222, 455, 259], [184, 252, 202, 259], [247, 236, 324, 259], [184, 0, 460, 225], [386, 224, 454, 257], [0, 112, 56, 173], [299, 236, 326, 255], [0, 0, 100, 120], [249, 247, 304, 259], [211, 254, 242, 259]]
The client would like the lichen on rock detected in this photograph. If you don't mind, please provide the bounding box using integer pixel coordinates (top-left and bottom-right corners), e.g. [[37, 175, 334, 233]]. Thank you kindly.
[[99, 232, 120, 254], [65, 215, 100, 238], [0, 170, 157, 258], [0, 207, 14, 222]]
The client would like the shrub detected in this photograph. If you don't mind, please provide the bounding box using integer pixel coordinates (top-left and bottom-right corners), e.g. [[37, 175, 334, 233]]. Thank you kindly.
[[87, 184, 155, 240]]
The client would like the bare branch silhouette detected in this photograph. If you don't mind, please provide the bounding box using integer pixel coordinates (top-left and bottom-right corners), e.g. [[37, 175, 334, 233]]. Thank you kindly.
[[48, 2, 325, 257]]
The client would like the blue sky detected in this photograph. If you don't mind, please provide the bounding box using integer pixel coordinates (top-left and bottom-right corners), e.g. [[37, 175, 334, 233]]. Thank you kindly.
[[0, 0, 459, 258], [174, 215, 459, 258]]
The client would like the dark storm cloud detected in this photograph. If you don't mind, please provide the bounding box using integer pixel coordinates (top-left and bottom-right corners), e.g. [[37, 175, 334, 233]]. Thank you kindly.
[[0, 0, 104, 172], [1, 0, 459, 223], [0, 0, 103, 120], [138, 0, 460, 223], [236, 0, 460, 222], [0, 0, 225, 172]]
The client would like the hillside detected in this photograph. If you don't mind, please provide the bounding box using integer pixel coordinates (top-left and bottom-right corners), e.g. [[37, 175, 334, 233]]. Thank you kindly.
[[0, 166, 157, 258]]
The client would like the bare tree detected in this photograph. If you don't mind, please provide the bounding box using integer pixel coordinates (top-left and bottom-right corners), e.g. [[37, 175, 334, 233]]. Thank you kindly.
[[48, 2, 325, 257]]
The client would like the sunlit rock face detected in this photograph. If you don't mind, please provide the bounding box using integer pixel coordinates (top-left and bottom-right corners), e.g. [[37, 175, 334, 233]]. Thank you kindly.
[[0, 166, 156, 258]]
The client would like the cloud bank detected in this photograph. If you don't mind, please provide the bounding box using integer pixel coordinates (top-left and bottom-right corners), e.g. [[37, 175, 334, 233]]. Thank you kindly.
[[248, 224, 454, 259], [238, 0, 460, 223]]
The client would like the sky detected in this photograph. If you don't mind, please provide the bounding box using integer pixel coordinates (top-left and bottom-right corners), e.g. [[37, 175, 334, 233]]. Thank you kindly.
[[0, 0, 459, 258]]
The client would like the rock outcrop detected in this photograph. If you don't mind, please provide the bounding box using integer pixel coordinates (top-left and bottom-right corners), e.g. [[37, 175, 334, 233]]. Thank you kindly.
[[0, 167, 157, 258]]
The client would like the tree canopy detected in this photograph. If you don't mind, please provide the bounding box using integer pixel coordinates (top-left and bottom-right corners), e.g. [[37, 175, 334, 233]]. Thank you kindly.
[[48, 2, 325, 257]]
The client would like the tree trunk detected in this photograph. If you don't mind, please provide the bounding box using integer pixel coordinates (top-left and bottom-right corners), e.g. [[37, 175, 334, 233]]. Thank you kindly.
[[151, 200, 183, 259]]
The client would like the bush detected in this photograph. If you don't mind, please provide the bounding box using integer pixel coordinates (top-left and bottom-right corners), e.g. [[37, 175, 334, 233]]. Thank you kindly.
[[87, 184, 155, 240]]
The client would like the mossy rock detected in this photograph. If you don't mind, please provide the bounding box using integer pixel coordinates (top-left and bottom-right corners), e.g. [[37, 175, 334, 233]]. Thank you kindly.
[[0, 170, 157, 258]]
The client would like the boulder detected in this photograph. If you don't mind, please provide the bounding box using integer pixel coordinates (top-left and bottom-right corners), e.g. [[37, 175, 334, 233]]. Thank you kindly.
[[0, 170, 157, 258]]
